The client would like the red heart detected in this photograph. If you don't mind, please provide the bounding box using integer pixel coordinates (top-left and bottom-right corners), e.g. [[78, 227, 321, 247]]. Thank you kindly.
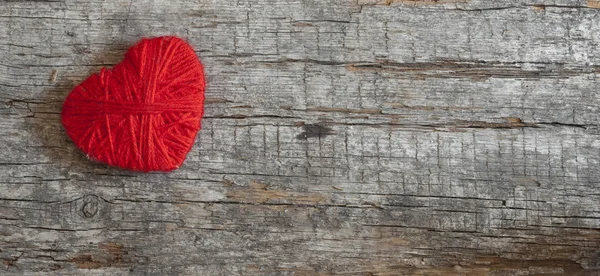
[[61, 36, 206, 172]]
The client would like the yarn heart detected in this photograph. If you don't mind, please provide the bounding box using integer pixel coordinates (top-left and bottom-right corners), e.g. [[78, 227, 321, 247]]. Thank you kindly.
[[61, 36, 206, 172]]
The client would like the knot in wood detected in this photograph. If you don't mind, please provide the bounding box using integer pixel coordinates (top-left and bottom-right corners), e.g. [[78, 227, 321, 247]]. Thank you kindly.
[[81, 195, 99, 218]]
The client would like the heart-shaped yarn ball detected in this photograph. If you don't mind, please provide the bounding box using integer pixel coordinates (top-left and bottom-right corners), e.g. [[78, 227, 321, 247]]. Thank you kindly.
[[61, 36, 205, 172]]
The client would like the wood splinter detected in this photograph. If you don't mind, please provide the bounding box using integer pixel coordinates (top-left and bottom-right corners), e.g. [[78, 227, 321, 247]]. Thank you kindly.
[[49, 69, 58, 83]]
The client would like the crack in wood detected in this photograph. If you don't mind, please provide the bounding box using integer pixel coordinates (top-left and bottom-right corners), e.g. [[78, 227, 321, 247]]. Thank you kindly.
[[296, 123, 336, 139]]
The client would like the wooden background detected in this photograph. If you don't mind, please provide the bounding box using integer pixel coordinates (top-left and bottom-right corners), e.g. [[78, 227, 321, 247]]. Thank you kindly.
[[1, 0, 600, 275]]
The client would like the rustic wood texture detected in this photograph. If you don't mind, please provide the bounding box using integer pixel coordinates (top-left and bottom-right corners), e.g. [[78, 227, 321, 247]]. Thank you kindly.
[[1, 0, 600, 275]]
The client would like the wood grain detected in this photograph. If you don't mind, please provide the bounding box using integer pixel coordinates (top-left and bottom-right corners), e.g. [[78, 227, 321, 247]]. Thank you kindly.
[[1, 0, 599, 275]]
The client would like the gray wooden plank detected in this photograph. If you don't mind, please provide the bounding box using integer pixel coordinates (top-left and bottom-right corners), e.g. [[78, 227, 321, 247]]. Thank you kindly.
[[1, 0, 600, 275]]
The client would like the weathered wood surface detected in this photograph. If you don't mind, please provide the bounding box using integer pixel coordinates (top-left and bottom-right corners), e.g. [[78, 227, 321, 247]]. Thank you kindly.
[[1, 0, 600, 275]]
